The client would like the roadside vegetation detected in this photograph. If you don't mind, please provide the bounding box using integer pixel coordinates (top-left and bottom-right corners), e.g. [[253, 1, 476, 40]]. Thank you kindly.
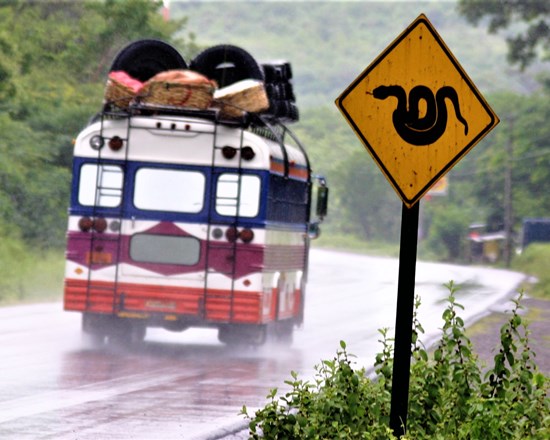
[[512, 243, 550, 300], [0, 248, 63, 305], [243, 287, 550, 439]]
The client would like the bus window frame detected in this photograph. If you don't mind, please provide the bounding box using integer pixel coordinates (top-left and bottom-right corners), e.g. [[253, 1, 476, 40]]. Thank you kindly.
[[133, 166, 207, 214], [77, 162, 124, 208], [129, 233, 201, 266], [215, 172, 262, 218]]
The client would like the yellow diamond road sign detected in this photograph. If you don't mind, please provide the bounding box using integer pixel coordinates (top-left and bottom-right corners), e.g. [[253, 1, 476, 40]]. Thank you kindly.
[[335, 14, 499, 208]]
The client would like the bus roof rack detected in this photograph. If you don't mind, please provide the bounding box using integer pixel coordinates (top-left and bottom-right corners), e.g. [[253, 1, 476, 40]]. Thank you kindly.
[[101, 102, 253, 127]]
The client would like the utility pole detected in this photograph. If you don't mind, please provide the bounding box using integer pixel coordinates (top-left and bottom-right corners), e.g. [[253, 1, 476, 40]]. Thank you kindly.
[[503, 116, 514, 268]]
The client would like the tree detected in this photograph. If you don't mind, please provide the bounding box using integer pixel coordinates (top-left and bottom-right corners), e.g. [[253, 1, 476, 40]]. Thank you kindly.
[[4, 0, 189, 83], [457, 0, 550, 69], [333, 150, 402, 241], [424, 202, 470, 261], [0, 0, 195, 249]]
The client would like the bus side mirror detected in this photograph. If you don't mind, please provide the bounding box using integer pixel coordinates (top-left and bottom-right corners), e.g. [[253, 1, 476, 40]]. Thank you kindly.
[[316, 186, 329, 220], [308, 223, 321, 240], [308, 177, 328, 240]]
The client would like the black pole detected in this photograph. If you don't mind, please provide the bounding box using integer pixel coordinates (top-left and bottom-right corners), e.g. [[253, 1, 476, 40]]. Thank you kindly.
[[389, 201, 420, 437]]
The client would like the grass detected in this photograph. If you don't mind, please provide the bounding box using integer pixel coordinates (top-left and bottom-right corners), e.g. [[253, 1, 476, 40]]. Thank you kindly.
[[0, 248, 64, 306], [314, 232, 401, 257], [314, 231, 441, 261], [511, 243, 550, 299]]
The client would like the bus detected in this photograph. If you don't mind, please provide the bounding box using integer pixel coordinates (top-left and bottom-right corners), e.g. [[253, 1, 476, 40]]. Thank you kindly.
[[63, 42, 328, 346]]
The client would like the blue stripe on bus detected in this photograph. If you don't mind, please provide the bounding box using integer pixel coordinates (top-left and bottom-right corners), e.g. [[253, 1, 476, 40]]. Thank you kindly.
[[70, 158, 308, 228]]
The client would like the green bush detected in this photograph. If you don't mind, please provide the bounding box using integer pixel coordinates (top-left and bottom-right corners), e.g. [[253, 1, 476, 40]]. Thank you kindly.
[[0, 230, 64, 305], [512, 243, 550, 299], [242, 283, 549, 439]]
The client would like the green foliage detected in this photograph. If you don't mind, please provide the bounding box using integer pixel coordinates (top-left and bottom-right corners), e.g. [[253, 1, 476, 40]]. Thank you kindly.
[[244, 284, 549, 439], [314, 232, 400, 258], [512, 243, 550, 299], [465, 92, 550, 226], [172, 2, 550, 262], [458, 0, 550, 70], [242, 340, 399, 440], [421, 88, 550, 262], [331, 150, 401, 241], [173, 1, 528, 101], [0, 221, 64, 305], [0, 0, 195, 302], [0, 220, 26, 301], [424, 203, 470, 261]]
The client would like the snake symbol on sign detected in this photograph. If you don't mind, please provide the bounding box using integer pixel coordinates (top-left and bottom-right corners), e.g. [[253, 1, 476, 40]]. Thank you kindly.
[[372, 85, 469, 146]]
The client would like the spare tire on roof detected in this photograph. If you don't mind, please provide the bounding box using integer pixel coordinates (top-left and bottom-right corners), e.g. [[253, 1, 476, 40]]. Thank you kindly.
[[109, 39, 187, 82], [190, 44, 264, 88], [262, 61, 292, 82]]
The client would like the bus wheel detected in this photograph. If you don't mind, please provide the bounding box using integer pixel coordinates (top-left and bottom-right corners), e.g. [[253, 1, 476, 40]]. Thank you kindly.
[[129, 323, 147, 344], [218, 324, 267, 347], [81, 313, 106, 347], [268, 320, 294, 346], [108, 321, 147, 346]]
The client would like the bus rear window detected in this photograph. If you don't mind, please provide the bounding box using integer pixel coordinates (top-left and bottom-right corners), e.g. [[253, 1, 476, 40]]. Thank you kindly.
[[216, 174, 261, 217], [134, 168, 205, 213], [78, 164, 123, 208], [130, 234, 200, 265]]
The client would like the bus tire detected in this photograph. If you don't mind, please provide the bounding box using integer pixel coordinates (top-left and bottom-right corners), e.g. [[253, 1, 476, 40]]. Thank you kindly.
[[108, 321, 146, 346], [109, 39, 188, 82], [262, 62, 293, 82], [81, 313, 107, 346], [218, 324, 266, 346], [81, 329, 105, 347], [190, 45, 264, 88], [268, 320, 294, 346]]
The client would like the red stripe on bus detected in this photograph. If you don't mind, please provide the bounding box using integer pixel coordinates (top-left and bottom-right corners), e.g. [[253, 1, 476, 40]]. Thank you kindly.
[[270, 161, 309, 180], [64, 279, 264, 324]]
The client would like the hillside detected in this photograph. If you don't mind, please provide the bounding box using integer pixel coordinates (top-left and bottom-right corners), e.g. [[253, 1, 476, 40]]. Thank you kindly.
[[172, 1, 550, 257], [172, 0, 541, 110]]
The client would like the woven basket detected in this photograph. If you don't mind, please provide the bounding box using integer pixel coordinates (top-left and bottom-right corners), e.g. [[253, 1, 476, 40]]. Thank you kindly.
[[104, 77, 138, 109], [213, 79, 269, 118], [139, 81, 214, 109]]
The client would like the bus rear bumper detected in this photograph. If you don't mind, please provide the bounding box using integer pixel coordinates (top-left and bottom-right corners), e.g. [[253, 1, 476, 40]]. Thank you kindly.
[[64, 278, 265, 326]]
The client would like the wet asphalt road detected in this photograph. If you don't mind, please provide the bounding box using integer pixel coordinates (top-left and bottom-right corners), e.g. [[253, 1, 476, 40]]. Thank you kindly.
[[0, 249, 525, 439]]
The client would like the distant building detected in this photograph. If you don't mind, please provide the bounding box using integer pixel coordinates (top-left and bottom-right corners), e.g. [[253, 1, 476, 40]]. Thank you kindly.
[[522, 218, 550, 249]]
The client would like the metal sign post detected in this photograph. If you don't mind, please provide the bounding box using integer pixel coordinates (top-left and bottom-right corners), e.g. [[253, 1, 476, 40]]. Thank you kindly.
[[390, 202, 419, 436]]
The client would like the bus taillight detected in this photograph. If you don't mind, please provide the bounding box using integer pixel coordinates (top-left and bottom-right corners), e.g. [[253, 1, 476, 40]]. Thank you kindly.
[[108, 136, 124, 151], [78, 217, 93, 232], [78, 217, 107, 233], [241, 146, 255, 161], [239, 228, 254, 243], [241, 147, 256, 160], [222, 146, 237, 159], [93, 218, 107, 233], [225, 226, 238, 242], [225, 227, 254, 243]]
